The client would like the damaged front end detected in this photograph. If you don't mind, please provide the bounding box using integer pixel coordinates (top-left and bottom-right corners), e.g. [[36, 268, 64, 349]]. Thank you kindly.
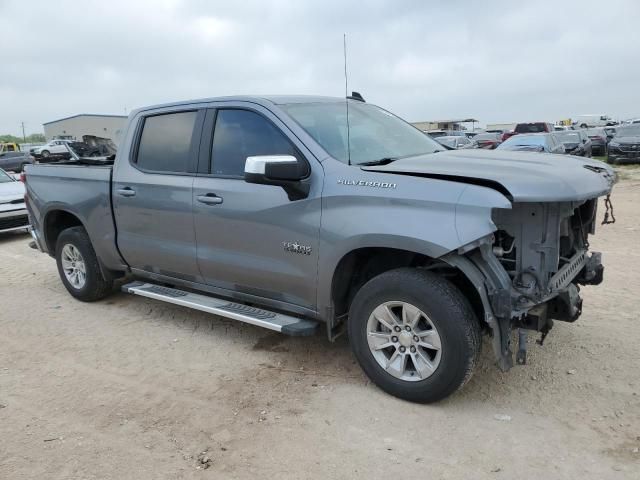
[[445, 197, 609, 371]]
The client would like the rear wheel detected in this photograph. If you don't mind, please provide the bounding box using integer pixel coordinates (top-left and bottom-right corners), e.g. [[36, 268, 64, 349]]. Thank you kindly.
[[348, 268, 481, 403], [55, 227, 113, 301]]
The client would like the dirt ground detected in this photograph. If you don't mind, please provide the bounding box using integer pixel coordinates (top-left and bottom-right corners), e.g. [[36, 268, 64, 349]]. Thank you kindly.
[[1, 173, 639, 479]]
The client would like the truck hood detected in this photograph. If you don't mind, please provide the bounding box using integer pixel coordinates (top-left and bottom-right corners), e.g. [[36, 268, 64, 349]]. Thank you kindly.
[[612, 135, 640, 144], [362, 149, 615, 202], [0, 181, 25, 203]]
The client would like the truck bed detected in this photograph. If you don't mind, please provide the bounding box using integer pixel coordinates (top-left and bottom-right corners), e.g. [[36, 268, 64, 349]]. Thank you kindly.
[[24, 163, 125, 271]]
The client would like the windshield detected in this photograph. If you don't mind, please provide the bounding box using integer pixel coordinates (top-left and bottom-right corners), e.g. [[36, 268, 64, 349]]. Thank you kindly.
[[281, 101, 443, 164], [0, 169, 13, 183], [615, 125, 640, 137], [556, 132, 580, 142], [514, 123, 547, 133], [498, 134, 547, 147]]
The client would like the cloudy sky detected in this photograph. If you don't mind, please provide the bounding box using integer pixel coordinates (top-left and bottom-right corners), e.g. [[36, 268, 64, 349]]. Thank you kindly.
[[1, 0, 639, 135]]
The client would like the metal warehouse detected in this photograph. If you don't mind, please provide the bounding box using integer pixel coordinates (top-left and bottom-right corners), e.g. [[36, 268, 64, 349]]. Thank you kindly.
[[43, 114, 127, 142]]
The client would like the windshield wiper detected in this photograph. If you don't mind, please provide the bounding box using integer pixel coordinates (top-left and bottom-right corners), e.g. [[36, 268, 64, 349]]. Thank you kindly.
[[357, 157, 399, 166]]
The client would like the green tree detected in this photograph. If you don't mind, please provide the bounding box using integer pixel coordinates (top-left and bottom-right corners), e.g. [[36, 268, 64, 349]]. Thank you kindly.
[[0, 133, 46, 143], [26, 133, 46, 143]]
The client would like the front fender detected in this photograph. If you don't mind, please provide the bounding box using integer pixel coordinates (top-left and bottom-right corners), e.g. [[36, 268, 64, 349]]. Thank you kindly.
[[316, 158, 513, 317]]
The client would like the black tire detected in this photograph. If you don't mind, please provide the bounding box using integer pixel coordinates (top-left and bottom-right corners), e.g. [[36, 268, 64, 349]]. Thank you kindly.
[[55, 226, 113, 302], [348, 268, 481, 403], [580, 123, 588, 129], [41, 150, 50, 158]]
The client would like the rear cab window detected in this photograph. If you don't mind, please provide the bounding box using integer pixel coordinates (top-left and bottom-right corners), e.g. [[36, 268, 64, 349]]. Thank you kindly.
[[135, 111, 198, 173]]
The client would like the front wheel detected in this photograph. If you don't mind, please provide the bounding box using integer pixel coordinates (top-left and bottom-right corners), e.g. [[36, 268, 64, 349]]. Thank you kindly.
[[348, 268, 481, 403], [55, 226, 113, 301], [41, 150, 50, 158]]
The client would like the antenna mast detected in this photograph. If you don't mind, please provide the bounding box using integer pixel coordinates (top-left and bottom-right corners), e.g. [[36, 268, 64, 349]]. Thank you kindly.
[[343, 33, 351, 166]]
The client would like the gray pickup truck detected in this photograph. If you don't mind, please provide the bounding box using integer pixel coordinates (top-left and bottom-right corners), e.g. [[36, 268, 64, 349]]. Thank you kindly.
[[25, 95, 616, 402]]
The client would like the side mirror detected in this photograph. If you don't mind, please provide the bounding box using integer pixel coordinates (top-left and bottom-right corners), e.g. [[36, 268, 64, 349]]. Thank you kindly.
[[244, 155, 310, 200]]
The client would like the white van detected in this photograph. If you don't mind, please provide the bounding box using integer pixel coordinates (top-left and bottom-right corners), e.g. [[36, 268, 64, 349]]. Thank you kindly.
[[572, 114, 614, 128]]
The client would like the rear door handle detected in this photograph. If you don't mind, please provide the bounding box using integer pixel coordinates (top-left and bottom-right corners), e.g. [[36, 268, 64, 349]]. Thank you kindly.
[[116, 187, 136, 197], [196, 193, 223, 205]]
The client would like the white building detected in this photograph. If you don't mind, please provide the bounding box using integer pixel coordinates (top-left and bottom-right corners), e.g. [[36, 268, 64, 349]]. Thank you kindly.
[[485, 123, 516, 132], [43, 114, 127, 142]]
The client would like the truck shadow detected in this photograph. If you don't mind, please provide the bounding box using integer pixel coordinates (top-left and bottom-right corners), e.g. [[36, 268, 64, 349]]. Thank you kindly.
[[107, 286, 577, 407], [0, 230, 30, 245]]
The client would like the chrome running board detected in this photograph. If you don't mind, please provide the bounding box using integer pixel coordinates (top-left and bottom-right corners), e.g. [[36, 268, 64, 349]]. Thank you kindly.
[[121, 281, 318, 336]]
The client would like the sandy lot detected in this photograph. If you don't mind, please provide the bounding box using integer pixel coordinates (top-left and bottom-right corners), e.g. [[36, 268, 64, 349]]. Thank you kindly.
[[1, 174, 639, 479]]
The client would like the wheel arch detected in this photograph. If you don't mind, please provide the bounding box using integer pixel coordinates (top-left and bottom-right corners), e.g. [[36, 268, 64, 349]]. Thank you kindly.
[[330, 247, 434, 319], [44, 208, 123, 282], [325, 245, 489, 339], [43, 208, 86, 255]]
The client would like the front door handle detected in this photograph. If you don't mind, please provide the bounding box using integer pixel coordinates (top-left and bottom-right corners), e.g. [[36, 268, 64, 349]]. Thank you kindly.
[[116, 187, 136, 197], [197, 193, 223, 205]]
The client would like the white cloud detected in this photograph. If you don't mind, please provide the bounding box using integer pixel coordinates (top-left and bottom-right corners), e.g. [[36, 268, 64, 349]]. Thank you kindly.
[[1, 0, 638, 135]]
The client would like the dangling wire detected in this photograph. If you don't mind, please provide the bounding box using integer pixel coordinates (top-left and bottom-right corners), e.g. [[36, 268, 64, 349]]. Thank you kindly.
[[602, 194, 616, 225]]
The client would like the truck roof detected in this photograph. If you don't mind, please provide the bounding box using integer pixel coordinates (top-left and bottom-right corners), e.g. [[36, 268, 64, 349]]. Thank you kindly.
[[133, 95, 344, 116]]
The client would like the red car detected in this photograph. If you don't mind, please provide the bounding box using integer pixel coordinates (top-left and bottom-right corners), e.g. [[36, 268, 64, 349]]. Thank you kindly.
[[473, 132, 502, 149], [502, 122, 554, 142]]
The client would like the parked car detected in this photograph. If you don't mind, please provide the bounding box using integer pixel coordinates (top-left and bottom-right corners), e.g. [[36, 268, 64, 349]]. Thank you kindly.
[[607, 124, 640, 164], [435, 135, 474, 149], [0, 168, 29, 234], [31, 139, 75, 159], [555, 131, 592, 157], [428, 130, 469, 139], [0, 142, 21, 153], [584, 128, 609, 156], [472, 132, 502, 149], [25, 95, 615, 403], [427, 130, 448, 138], [573, 114, 615, 128], [0, 148, 34, 172], [502, 122, 554, 142], [496, 133, 565, 154]]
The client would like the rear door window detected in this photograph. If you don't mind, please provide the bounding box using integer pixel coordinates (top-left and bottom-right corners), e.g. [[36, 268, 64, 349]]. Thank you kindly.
[[136, 111, 198, 173], [210, 109, 298, 177]]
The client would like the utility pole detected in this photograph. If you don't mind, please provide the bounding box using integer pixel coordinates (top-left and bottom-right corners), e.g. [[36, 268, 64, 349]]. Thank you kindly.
[[21, 121, 26, 142]]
